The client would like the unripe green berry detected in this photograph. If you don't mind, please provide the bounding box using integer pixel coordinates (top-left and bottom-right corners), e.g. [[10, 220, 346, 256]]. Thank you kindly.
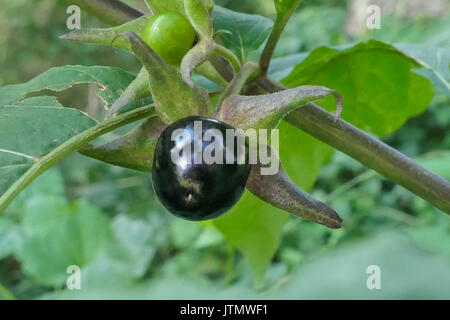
[[142, 12, 196, 65]]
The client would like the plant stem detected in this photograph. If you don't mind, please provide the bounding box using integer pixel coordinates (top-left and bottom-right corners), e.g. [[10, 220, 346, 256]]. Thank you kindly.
[[0, 106, 156, 214], [215, 62, 260, 113], [288, 104, 450, 214], [259, 1, 302, 76], [70, 0, 145, 26]]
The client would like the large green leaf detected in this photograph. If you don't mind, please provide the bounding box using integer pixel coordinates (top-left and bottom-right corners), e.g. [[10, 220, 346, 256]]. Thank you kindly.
[[211, 6, 273, 61], [0, 98, 97, 196], [283, 40, 435, 137], [0, 65, 136, 107]]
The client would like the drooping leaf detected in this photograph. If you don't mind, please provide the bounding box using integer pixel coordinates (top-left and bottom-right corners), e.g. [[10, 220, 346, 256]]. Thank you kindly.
[[211, 6, 273, 61], [282, 40, 434, 137], [79, 116, 166, 172], [60, 15, 151, 51], [0, 65, 136, 108]]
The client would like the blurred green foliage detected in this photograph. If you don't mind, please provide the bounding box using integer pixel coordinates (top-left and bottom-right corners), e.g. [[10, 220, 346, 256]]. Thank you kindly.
[[0, 0, 449, 299]]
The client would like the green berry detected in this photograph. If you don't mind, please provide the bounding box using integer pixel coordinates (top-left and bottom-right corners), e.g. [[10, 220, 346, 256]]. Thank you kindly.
[[142, 12, 196, 65]]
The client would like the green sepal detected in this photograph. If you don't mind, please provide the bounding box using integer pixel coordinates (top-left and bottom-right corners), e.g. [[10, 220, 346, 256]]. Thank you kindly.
[[79, 115, 166, 172], [246, 144, 342, 229], [118, 32, 212, 123], [59, 15, 151, 51], [216, 85, 343, 130]]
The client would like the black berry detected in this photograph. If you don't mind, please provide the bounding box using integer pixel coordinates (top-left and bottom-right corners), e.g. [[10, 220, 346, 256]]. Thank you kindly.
[[152, 116, 251, 221]]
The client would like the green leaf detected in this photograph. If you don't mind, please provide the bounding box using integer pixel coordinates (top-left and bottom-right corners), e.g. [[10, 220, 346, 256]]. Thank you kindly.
[[0, 99, 97, 196], [0, 65, 136, 107], [17, 197, 111, 286], [211, 6, 273, 61], [60, 15, 151, 51], [0, 106, 156, 214], [282, 40, 435, 137], [213, 191, 289, 283], [79, 116, 166, 172]]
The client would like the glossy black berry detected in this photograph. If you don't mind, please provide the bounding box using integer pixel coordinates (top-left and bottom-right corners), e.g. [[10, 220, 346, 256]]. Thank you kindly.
[[152, 116, 251, 221]]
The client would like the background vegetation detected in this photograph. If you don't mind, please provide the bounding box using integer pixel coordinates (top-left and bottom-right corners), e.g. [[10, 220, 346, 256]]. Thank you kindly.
[[0, 0, 449, 299]]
